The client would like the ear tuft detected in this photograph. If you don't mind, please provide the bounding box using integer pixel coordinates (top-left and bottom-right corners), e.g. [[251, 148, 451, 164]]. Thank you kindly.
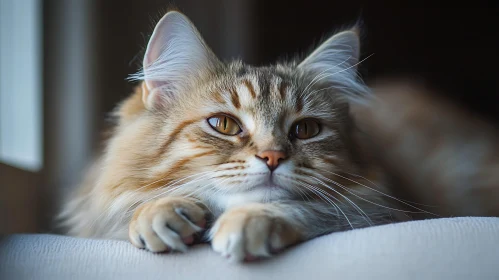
[[299, 28, 361, 73], [129, 11, 218, 109], [298, 27, 370, 102]]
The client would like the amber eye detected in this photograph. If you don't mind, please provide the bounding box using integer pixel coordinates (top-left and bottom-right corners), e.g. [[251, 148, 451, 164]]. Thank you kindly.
[[292, 119, 320, 139], [208, 115, 242, 135]]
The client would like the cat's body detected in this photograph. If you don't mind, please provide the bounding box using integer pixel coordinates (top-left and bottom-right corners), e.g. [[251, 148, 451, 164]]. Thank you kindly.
[[58, 11, 498, 262], [353, 81, 499, 218]]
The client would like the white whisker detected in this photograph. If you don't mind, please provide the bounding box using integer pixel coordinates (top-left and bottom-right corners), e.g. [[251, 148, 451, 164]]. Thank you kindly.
[[317, 169, 440, 216], [310, 177, 373, 226], [122, 172, 216, 217], [296, 181, 353, 229]]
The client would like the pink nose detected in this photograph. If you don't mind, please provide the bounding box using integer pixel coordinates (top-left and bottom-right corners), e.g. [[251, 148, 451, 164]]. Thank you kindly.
[[256, 150, 288, 171]]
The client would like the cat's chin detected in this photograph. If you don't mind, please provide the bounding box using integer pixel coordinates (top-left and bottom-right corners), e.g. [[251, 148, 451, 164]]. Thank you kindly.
[[212, 185, 291, 210], [252, 183, 285, 191]]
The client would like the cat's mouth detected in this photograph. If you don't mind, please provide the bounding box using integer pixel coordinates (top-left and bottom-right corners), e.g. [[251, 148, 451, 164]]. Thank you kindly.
[[236, 173, 288, 195], [257, 183, 283, 189], [252, 175, 285, 190]]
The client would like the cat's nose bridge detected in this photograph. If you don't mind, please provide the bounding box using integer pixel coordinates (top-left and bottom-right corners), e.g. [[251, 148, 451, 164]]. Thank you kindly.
[[251, 132, 287, 151], [249, 120, 290, 152]]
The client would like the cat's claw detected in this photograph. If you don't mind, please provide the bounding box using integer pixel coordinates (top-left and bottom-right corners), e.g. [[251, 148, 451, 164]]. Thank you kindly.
[[209, 204, 301, 262], [129, 197, 207, 253]]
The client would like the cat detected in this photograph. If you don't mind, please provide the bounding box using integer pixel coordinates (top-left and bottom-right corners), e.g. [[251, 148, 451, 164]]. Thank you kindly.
[[58, 11, 413, 262]]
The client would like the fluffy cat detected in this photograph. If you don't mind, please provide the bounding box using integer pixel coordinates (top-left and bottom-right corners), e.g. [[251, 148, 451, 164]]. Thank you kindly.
[[58, 11, 410, 262]]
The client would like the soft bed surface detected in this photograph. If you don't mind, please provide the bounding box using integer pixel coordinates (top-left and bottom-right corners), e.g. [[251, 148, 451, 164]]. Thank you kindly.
[[1, 217, 498, 280]]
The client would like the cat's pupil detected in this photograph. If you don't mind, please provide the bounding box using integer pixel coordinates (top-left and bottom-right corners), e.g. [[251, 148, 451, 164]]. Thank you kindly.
[[293, 119, 320, 139], [208, 115, 241, 136], [296, 122, 307, 137]]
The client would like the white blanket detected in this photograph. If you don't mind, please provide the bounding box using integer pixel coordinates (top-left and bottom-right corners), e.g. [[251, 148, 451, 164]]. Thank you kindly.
[[1, 217, 498, 280]]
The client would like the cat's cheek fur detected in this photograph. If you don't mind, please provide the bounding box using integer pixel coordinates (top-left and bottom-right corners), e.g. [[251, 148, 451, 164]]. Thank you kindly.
[[209, 203, 303, 262]]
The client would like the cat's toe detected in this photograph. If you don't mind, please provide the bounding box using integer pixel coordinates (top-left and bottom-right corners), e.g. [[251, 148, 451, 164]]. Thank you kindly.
[[211, 223, 271, 262], [211, 232, 246, 262], [243, 215, 274, 258], [210, 205, 301, 262], [129, 227, 170, 253], [129, 197, 208, 253]]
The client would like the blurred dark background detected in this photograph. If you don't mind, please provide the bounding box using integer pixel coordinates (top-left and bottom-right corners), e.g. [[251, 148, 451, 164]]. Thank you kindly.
[[92, 0, 499, 119], [1, 0, 497, 233], [86, 0, 499, 120]]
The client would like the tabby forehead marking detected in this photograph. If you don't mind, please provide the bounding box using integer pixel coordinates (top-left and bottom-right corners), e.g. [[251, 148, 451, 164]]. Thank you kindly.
[[279, 80, 288, 100], [235, 81, 256, 109], [270, 76, 283, 100], [295, 95, 304, 112], [229, 87, 241, 109], [243, 79, 257, 99], [213, 91, 226, 103]]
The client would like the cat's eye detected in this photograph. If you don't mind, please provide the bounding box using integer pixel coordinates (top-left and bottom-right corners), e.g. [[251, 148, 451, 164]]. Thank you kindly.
[[292, 119, 320, 139], [208, 115, 242, 136]]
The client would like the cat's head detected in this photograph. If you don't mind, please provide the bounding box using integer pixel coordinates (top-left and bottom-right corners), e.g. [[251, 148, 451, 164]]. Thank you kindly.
[[111, 11, 371, 212]]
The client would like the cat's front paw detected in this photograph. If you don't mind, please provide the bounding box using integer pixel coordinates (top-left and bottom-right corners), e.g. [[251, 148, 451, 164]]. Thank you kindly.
[[129, 197, 207, 253], [210, 204, 302, 262]]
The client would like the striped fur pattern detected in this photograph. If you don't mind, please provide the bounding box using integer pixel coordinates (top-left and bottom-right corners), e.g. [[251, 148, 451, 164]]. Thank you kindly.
[[58, 11, 404, 262]]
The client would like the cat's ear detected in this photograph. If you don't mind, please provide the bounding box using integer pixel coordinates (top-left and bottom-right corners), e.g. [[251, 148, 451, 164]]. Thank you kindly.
[[139, 11, 219, 108], [298, 28, 360, 75]]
